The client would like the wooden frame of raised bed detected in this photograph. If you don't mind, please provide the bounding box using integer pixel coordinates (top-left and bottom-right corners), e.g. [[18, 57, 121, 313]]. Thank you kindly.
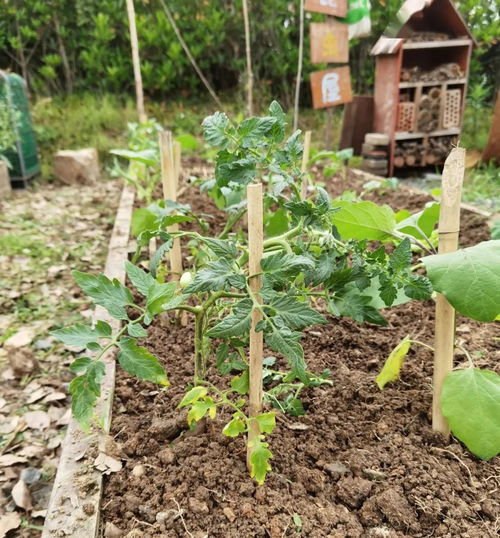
[[42, 185, 135, 537]]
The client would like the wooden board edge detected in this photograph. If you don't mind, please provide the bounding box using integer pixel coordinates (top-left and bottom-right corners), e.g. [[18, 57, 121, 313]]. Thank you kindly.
[[42, 184, 135, 538], [352, 168, 492, 218]]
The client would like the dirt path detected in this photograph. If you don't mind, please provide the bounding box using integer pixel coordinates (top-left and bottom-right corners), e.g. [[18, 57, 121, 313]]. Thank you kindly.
[[0, 179, 121, 536]]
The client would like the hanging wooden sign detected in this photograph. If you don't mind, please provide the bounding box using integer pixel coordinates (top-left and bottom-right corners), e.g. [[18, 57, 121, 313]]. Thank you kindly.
[[310, 21, 349, 64], [305, 0, 348, 17], [310, 67, 352, 109]]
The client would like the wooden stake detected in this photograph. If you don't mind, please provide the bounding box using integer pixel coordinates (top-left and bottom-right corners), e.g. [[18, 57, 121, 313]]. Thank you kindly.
[[293, 0, 305, 131], [125, 0, 147, 123], [159, 131, 182, 282], [432, 147, 465, 435], [301, 130, 312, 198], [247, 183, 264, 469], [242, 0, 254, 116], [173, 140, 181, 192]]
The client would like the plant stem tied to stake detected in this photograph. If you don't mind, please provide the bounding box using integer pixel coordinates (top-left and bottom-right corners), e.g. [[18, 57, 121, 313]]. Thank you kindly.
[[432, 147, 465, 436], [125, 0, 146, 123], [247, 183, 264, 469]]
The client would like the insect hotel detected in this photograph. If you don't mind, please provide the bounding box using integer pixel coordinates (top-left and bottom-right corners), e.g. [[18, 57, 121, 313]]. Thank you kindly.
[[370, 0, 475, 176]]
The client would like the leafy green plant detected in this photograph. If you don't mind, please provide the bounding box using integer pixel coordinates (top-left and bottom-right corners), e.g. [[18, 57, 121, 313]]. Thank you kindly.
[[53, 102, 436, 484], [0, 98, 20, 167], [376, 240, 500, 460]]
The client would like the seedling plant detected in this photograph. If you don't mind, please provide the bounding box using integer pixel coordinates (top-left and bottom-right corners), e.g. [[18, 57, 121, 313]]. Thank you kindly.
[[52, 102, 442, 484]]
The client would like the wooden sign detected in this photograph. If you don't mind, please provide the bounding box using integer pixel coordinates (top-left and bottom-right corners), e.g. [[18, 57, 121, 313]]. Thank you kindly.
[[305, 0, 348, 17], [310, 67, 352, 109], [310, 21, 348, 64]]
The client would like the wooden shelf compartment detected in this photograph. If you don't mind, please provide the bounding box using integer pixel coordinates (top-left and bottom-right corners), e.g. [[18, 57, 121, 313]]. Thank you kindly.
[[402, 39, 472, 50], [399, 78, 467, 89], [395, 128, 460, 140]]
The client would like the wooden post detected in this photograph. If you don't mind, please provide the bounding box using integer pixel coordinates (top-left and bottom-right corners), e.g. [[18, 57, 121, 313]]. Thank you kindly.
[[432, 147, 465, 435], [125, 0, 147, 123], [242, 0, 254, 116], [247, 183, 264, 468], [301, 130, 312, 198], [159, 131, 182, 282], [173, 140, 182, 192]]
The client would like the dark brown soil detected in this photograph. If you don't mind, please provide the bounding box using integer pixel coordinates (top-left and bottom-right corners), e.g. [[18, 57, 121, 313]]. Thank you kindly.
[[102, 163, 499, 537]]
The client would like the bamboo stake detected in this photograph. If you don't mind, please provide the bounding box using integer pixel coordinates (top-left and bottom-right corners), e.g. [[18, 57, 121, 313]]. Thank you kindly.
[[173, 140, 181, 193], [301, 130, 312, 198], [247, 183, 264, 469], [293, 0, 305, 131], [242, 0, 254, 116], [432, 147, 465, 435], [125, 0, 147, 123], [159, 131, 183, 283]]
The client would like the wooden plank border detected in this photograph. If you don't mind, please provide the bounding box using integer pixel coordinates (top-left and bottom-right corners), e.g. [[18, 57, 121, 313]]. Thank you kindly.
[[42, 184, 135, 537]]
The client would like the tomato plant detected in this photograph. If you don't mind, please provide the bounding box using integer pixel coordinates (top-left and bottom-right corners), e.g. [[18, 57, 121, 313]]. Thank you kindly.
[[52, 102, 438, 483]]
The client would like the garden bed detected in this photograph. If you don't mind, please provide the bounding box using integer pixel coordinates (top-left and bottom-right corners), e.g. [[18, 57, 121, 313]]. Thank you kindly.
[[99, 168, 499, 538]]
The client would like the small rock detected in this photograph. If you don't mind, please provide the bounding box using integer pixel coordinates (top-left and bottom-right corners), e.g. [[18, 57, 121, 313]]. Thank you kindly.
[[363, 468, 387, 481], [82, 502, 95, 515], [324, 461, 350, 479], [241, 502, 253, 517], [223, 506, 236, 522], [131, 465, 145, 478], [337, 477, 373, 508], [156, 511, 174, 524], [104, 522, 124, 537], [125, 531, 143, 538], [158, 448, 175, 465], [20, 467, 42, 484], [188, 497, 209, 514], [33, 338, 53, 350]]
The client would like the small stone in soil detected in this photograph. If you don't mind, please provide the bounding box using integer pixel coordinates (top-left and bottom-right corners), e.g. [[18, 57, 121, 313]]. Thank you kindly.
[[363, 468, 387, 481], [223, 506, 236, 522], [20, 467, 42, 484], [104, 522, 124, 538], [336, 477, 373, 509], [188, 497, 209, 514], [131, 464, 145, 477], [158, 448, 175, 464], [324, 461, 350, 479]]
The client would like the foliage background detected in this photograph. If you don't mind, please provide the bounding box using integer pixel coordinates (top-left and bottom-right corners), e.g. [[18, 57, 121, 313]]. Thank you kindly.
[[0, 0, 498, 106]]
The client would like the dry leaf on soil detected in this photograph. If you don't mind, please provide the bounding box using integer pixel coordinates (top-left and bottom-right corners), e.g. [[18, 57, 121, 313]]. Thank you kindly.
[[0, 512, 21, 537], [12, 479, 33, 510], [0, 455, 28, 467], [94, 453, 122, 475], [4, 327, 36, 348], [24, 411, 50, 430]]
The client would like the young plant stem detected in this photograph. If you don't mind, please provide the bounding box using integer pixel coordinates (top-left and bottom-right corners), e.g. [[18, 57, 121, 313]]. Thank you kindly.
[[218, 207, 247, 239], [194, 311, 205, 382]]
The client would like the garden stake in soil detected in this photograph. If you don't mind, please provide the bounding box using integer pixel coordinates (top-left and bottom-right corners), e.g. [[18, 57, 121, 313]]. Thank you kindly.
[[247, 182, 264, 470], [301, 130, 312, 198], [125, 0, 146, 123], [432, 147, 465, 436]]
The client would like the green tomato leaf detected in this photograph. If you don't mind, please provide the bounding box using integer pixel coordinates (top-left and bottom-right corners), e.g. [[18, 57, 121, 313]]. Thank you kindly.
[[150, 240, 173, 279], [396, 202, 440, 241], [69, 357, 93, 374], [131, 208, 158, 237], [332, 201, 396, 241], [110, 148, 157, 166], [125, 261, 156, 296], [237, 116, 277, 147], [265, 327, 307, 382], [422, 240, 500, 321], [441, 368, 500, 460], [266, 293, 326, 330], [127, 323, 148, 338], [178, 386, 208, 408], [255, 412, 276, 434], [146, 281, 177, 317], [68, 361, 105, 430], [73, 271, 133, 321], [261, 253, 314, 286], [376, 336, 411, 390], [249, 435, 273, 485], [202, 111, 231, 147], [187, 397, 216, 425], [207, 299, 253, 338], [51, 320, 112, 348], [389, 238, 412, 272], [230, 370, 249, 395], [117, 337, 169, 386], [185, 260, 246, 293], [216, 151, 257, 187], [222, 417, 246, 437], [200, 237, 238, 260], [403, 274, 433, 300]]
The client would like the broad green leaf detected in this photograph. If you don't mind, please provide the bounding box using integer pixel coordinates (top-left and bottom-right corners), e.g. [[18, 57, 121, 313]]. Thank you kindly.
[[441, 368, 500, 460], [404, 274, 433, 300], [207, 299, 253, 338], [68, 361, 105, 430], [237, 116, 277, 147], [389, 238, 411, 271], [125, 261, 155, 296], [265, 207, 289, 237], [150, 241, 172, 278], [329, 290, 387, 325], [117, 337, 169, 386], [176, 133, 199, 151], [249, 435, 273, 485], [216, 151, 256, 187], [178, 386, 208, 408], [265, 327, 307, 382], [51, 320, 111, 348], [422, 240, 500, 321], [146, 281, 177, 317], [376, 336, 411, 389], [69, 357, 93, 374], [266, 293, 326, 330], [187, 397, 216, 424], [127, 323, 148, 338], [202, 111, 230, 147], [73, 271, 133, 321], [231, 370, 249, 395], [332, 201, 396, 241], [261, 253, 314, 285], [110, 148, 157, 166], [185, 260, 246, 293], [201, 237, 238, 260], [222, 417, 246, 437], [131, 208, 157, 237], [396, 202, 440, 241], [255, 412, 276, 434]]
